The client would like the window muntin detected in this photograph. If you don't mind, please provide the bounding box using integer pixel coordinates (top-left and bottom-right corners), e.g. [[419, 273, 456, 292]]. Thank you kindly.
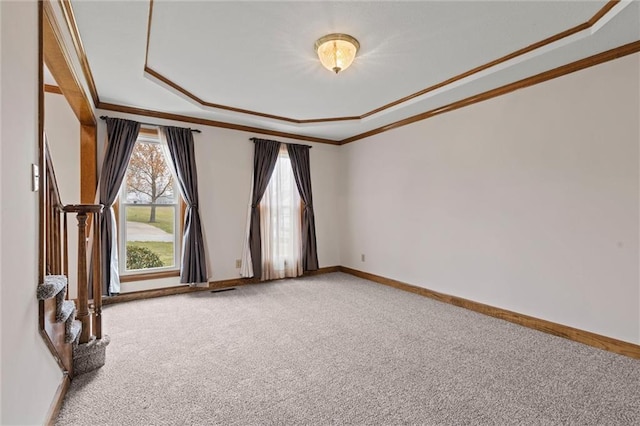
[[119, 135, 180, 275]]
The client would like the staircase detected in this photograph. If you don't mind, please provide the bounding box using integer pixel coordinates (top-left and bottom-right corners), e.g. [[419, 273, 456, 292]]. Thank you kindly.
[[37, 275, 81, 344], [39, 140, 109, 377]]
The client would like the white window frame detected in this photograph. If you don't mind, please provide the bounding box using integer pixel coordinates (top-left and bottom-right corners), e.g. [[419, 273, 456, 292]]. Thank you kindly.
[[118, 134, 181, 277]]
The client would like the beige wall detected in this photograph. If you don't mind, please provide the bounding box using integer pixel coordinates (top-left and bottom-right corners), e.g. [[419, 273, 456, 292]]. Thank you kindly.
[[95, 114, 343, 293], [1, 2, 65, 424], [0, 2, 4, 421], [1, 3, 637, 422], [340, 53, 640, 344], [45, 92, 81, 299]]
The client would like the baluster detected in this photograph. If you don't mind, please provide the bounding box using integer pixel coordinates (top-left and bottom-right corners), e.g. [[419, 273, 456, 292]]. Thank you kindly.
[[53, 207, 60, 274], [63, 212, 69, 299], [93, 211, 102, 340], [46, 188, 52, 274]]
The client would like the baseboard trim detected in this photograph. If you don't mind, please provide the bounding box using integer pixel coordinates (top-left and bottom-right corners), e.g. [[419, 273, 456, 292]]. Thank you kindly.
[[104, 265, 639, 358], [339, 266, 640, 360], [104, 266, 340, 305], [45, 373, 70, 426], [302, 265, 342, 276], [104, 283, 215, 305]]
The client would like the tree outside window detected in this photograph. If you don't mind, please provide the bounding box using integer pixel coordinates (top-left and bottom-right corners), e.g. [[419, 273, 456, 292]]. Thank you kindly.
[[120, 136, 180, 273]]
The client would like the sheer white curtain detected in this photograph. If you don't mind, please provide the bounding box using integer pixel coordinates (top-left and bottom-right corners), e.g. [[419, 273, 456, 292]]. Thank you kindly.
[[239, 173, 254, 278], [259, 145, 303, 280]]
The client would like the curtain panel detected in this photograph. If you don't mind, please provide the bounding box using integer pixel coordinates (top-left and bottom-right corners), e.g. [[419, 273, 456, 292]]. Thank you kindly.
[[160, 126, 208, 284], [248, 139, 281, 279], [260, 145, 303, 280], [99, 117, 141, 295], [286, 144, 319, 271]]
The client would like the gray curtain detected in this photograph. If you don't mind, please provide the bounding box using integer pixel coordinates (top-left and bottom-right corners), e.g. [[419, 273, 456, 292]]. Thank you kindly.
[[100, 118, 140, 295], [249, 138, 281, 278], [163, 126, 208, 284], [286, 144, 319, 271]]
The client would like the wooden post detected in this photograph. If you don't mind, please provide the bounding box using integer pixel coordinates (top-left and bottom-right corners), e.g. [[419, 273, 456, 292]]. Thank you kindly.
[[52, 209, 59, 274], [63, 213, 69, 299], [75, 211, 91, 344], [46, 188, 52, 274], [64, 204, 104, 344], [93, 211, 102, 340]]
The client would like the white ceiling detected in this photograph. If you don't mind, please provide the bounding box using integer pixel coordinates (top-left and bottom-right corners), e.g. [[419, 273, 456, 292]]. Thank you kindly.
[[70, 1, 640, 142]]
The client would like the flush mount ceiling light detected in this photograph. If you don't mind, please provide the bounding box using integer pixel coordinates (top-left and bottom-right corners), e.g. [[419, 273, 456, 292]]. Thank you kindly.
[[314, 33, 360, 74]]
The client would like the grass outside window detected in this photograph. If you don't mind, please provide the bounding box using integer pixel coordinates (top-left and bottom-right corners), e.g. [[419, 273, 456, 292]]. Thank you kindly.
[[123, 205, 178, 272]]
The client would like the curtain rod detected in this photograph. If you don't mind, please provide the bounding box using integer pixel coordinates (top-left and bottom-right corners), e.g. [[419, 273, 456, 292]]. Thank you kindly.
[[99, 116, 202, 133], [249, 137, 311, 148]]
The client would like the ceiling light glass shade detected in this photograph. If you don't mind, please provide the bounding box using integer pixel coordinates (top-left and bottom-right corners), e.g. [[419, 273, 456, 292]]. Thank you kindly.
[[314, 34, 360, 74]]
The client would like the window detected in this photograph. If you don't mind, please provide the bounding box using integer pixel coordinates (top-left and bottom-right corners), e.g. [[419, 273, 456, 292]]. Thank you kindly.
[[119, 133, 180, 276], [259, 145, 303, 280]]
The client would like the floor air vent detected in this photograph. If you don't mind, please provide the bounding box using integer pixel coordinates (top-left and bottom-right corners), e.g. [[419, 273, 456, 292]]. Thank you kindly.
[[210, 288, 236, 294]]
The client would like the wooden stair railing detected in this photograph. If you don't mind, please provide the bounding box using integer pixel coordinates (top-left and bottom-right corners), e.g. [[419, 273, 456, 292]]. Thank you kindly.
[[40, 141, 104, 375], [63, 204, 104, 343]]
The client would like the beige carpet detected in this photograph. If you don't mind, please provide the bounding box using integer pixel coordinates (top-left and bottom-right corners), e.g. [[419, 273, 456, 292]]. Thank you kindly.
[[56, 272, 640, 425]]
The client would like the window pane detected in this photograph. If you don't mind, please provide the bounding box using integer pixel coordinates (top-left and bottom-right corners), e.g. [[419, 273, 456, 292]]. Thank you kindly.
[[125, 205, 175, 271], [120, 137, 181, 275], [259, 145, 302, 280], [125, 141, 177, 204]]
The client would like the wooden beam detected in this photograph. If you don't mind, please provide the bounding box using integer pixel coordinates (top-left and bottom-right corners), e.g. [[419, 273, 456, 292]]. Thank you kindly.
[[79, 124, 97, 204], [42, 1, 95, 126]]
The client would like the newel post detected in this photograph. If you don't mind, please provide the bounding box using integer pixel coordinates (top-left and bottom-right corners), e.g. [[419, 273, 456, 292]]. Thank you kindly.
[[64, 204, 104, 345], [92, 210, 102, 340], [75, 211, 91, 344]]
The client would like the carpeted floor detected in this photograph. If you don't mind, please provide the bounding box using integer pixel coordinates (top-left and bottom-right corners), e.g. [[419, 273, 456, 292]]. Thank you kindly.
[[56, 272, 640, 425]]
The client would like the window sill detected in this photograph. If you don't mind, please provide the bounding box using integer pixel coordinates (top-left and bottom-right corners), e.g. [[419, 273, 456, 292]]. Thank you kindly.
[[120, 270, 180, 282]]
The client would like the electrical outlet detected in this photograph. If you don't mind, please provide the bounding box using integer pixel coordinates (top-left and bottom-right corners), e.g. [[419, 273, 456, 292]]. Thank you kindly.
[[235, 259, 242, 268], [361, 254, 365, 262]]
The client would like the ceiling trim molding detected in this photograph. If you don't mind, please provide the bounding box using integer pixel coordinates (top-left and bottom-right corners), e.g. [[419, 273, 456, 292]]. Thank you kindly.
[[144, 67, 357, 125], [43, 0, 95, 126], [89, 39, 640, 147], [57, 0, 99, 107], [144, 0, 620, 124], [340, 40, 640, 144], [360, 0, 620, 120], [44, 84, 63, 95], [96, 102, 341, 145]]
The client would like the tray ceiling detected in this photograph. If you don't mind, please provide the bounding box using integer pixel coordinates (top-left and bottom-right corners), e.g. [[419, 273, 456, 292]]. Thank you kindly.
[[69, 1, 640, 141]]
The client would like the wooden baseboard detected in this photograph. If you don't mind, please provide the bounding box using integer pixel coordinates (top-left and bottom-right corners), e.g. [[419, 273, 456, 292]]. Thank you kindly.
[[338, 266, 640, 359], [45, 373, 70, 426], [302, 265, 341, 276], [104, 265, 639, 358], [104, 266, 340, 305], [103, 284, 211, 305]]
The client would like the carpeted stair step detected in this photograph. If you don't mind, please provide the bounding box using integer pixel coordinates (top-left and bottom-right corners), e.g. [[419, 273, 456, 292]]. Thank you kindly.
[[56, 300, 76, 323], [65, 319, 82, 344], [73, 335, 110, 376], [37, 275, 67, 300]]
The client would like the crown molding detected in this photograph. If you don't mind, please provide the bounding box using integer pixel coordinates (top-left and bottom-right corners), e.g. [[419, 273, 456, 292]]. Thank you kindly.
[[341, 40, 640, 144], [144, 0, 620, 124], [143, 66, 361, 125], [96, 101, 341, 145], [60, 0, 630, 144]]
